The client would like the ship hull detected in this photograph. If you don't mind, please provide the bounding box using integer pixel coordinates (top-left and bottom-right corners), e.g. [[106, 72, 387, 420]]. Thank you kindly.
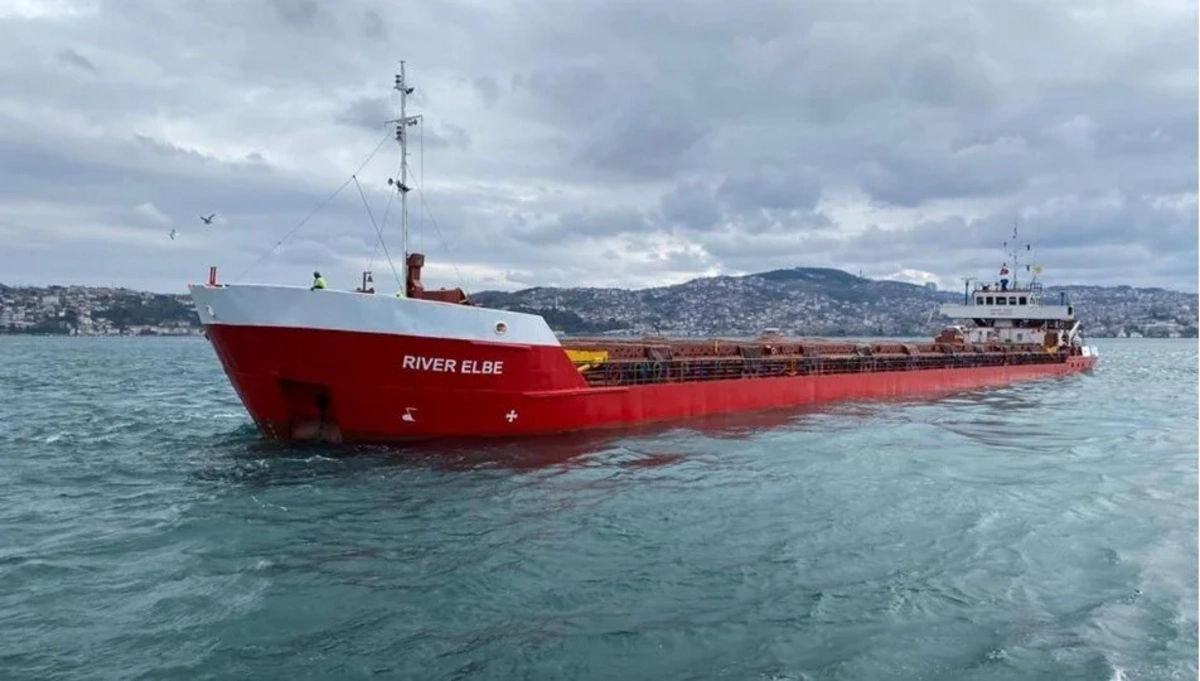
[[195, 306, 1096, 442]]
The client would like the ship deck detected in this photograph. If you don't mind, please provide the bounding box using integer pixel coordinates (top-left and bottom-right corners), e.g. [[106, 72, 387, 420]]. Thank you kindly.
[[558, 335, 1073, 388]]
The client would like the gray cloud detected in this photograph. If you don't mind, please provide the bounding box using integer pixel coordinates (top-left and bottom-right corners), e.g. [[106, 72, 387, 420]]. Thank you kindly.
[[471, 75, 500, 106], [716, 167, 822, 214], [337, 97, 393, 134], [660, 180, 720, 232], [361, 9, 386, 40], [575, 94, 710, 179], [268, 0, 321, 30], [55, 48, 97, 74], [0, 0, 1193, 296]]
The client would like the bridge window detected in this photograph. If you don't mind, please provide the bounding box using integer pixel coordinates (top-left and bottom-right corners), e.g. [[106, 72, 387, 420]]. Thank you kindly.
[[986, 296, 994, 305], [1009, 296, 1017, 305], [976, 297, 984, 304], [996, 296, 1007, 305], [1019, 296, 1027, 305]]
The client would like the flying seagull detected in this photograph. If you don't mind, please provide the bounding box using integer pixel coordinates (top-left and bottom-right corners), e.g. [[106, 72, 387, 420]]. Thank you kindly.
[[200, 213, 216, 224], [169, 229, 178, 241]]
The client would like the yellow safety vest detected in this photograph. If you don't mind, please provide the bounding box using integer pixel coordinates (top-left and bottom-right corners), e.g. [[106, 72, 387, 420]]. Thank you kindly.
[[313, 276, 327, 289]]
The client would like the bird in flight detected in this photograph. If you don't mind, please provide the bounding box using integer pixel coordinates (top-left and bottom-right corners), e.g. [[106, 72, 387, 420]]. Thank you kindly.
[[169, 229, 178, 241], [200, 213, 216, 224]]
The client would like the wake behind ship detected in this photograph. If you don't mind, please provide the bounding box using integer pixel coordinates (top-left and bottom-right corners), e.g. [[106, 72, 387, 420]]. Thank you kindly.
[[189, 64, 1098, 444]]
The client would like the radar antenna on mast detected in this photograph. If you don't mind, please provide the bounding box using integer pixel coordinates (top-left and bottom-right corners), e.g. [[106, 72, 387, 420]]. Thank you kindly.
[[376, 62, 470, 305], [385, 60, 421, 294], [1001, 219, 1032, 289]]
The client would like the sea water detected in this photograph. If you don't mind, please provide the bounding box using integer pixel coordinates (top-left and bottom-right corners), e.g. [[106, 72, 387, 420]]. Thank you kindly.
[[0, 336, 1195, 680]]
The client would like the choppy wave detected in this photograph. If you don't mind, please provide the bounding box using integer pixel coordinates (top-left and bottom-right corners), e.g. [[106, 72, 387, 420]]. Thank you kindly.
[[0, 336, 1195, 680]]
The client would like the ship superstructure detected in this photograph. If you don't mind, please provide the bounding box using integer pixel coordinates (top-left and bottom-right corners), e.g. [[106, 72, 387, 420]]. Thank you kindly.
[[937, 227, 1095, 359]]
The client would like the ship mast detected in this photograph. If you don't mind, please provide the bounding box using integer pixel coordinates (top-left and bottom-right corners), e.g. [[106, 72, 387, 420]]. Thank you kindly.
[[1003, 219, 1032, 288], [1002, 219, 1030, 289], [1007, 221, 1018, 289], [387, 61, 418, 292]]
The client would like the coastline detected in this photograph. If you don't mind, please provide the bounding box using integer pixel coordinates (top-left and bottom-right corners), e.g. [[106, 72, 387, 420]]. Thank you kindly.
[[0, 332, 1188, 340]]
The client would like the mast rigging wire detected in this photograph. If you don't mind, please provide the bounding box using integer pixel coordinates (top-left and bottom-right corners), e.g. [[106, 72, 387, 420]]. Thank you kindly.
[[407, 166, 470, 296], [366, 157, 402, 273], [230, 69, 468, 296], [352, 174, 404, 292], [234, 131, 392, 282]]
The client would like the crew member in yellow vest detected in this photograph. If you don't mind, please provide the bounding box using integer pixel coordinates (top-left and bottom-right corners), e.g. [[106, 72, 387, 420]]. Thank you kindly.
[[311, 271, 327, 290]]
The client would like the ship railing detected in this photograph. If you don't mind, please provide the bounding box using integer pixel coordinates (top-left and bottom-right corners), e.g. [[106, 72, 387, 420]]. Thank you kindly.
[[575, 347, 1070, 387]]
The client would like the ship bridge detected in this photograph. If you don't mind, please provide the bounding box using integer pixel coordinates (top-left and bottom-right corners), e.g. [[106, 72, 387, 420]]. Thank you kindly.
[[938, 281, 1084, 350], [940, 282, 1076, 322]]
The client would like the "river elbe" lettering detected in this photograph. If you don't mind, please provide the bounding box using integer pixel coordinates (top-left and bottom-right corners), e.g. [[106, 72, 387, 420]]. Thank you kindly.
[[402, 355, 504, 375]]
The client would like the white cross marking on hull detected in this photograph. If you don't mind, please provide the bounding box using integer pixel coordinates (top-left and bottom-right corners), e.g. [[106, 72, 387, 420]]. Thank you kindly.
[[505, 410, 518, 423]]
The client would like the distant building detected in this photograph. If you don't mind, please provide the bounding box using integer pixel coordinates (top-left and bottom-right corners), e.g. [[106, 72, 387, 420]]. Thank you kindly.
[[925, 282, 938, 291]]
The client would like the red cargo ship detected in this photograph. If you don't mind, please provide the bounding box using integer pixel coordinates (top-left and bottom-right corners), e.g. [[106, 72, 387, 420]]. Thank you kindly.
[[189, 66, 1098, 443]]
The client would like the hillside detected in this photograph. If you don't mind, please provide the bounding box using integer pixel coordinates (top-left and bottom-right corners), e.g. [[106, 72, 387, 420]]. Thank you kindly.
[[0, 284, 201, 336], [471, 268, 1199, 338], [2, 268, 1196, 338]]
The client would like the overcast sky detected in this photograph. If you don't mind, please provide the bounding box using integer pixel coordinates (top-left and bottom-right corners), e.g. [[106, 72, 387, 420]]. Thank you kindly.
[[0, 0, 1195, 294]]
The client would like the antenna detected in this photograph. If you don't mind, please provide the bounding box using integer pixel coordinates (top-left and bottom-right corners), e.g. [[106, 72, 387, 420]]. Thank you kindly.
[[1011, 220, 1020, 289], [386, 60, 419, 293], [1005, 218, 1034, 290], [961, 277, 975, 304]]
